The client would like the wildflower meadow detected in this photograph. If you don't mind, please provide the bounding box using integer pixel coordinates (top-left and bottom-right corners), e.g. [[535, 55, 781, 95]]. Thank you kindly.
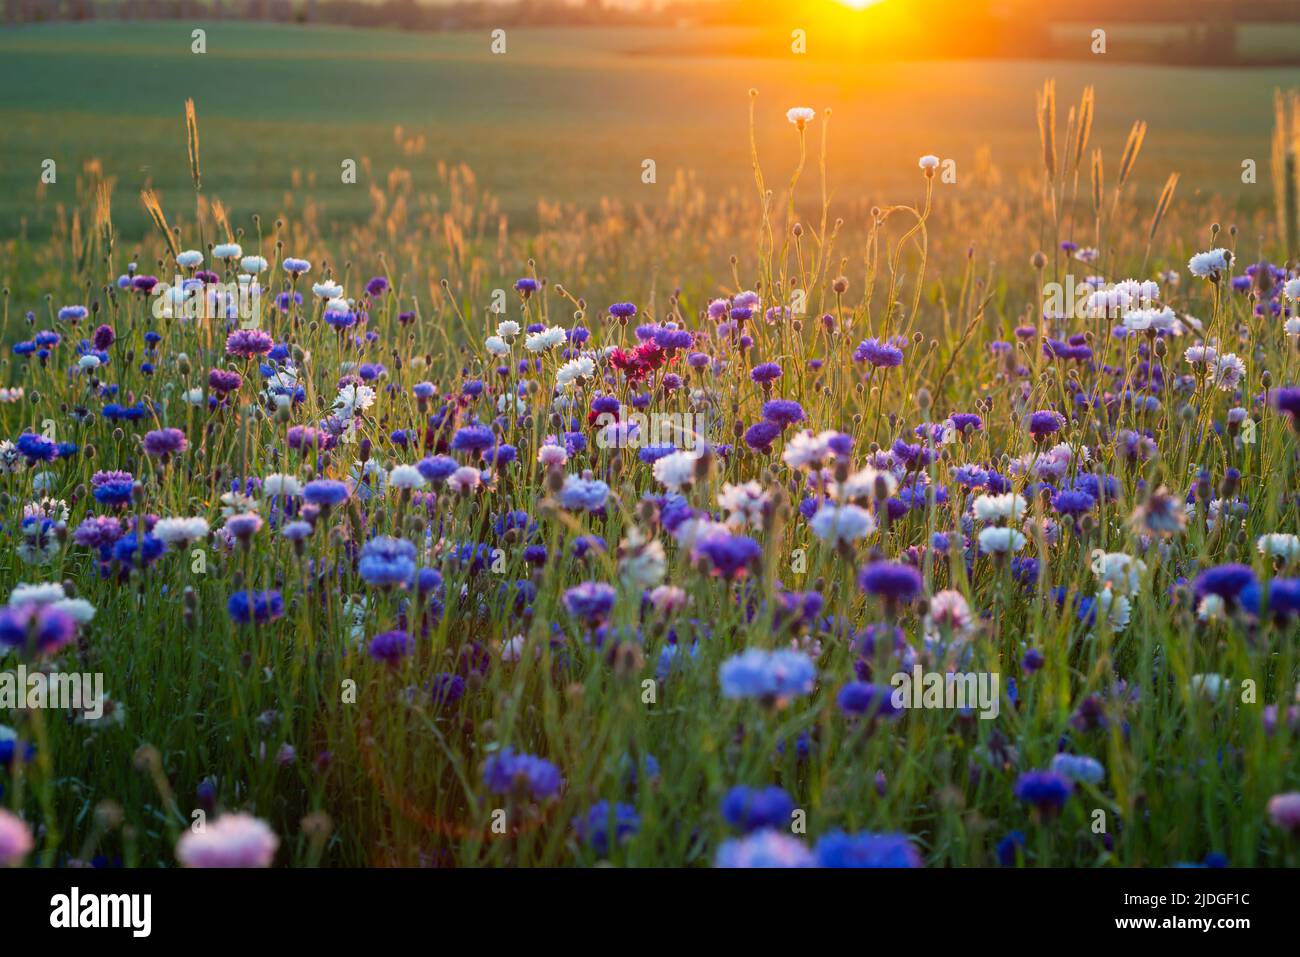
[[2, 14, 1300, 889]]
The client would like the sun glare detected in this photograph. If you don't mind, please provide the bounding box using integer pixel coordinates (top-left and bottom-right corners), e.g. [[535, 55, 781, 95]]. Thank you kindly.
[[835, 0, 887, 8]]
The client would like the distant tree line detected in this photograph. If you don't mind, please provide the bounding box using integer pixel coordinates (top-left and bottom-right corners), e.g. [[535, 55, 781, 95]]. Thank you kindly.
[[4, 0, 1300, 66]]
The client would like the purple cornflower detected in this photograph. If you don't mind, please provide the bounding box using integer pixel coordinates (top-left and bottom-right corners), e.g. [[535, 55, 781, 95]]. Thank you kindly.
[[693, 532, 761, 580], [1192, 563, 1258, 606], [368, 629, 414, 665], [608, 302, 637, 320], [853, 337, 905, 368], [1027, 410, 1066, 441], [1273, 387, 1300, 427], [563, 581, 617, 624], [208, 368, 243, 394], [761, 399, 805, 427], [750, 361, 782, 385], [482, 747, 563, 800], [858, 561, 925, 605], [1050, 489, 1095, 517], [225, 329, 274, 359], [143, 427, 187, 458], [0, 603, 78, 657], [743, 420, 782, 452]]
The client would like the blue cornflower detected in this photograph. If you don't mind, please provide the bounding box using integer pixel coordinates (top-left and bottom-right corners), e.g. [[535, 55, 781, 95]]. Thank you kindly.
[[814, 830, 922, 868], [1013, 770, 1074, 815], [1049, 753, 1105, 785], [482, 747, 563, 800], [302, 479, 350, 508], [226, 589, 285, 625], [719, 649, 815, 700], [358, 537, 417, 588], [417, 455, 459, 484], [573, 801, 640, 856], [722, 786, 795, 833], [451, 424, 496, 454]]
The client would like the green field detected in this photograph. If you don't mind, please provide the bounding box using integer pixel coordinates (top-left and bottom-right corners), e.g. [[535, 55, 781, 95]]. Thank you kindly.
[[0, 21, 1289, 239]]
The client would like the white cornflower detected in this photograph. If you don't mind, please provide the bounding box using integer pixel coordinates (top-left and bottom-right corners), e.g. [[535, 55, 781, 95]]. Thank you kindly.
[[718, 482, 771, 530], [153, 517, 211, 545], [485, 335, 511, 356], [972, 493, 1027, 523], [501, 635, 526, 663], [925, 589, 972, 634], [78, 355, 101, 371], [978, 526, 1026, 554], [1187, 248, 1231, 279], [1097, 589, 1131, 631], [1094, 553, 1146, 594], [219, 492, 259, 518], [388, 464, 426, 490], [176, 250, 204, 269], [918, 154, 940, 170], [652, 450, 702, 491], [241, 255, 268, 274], [1197, 594, 1226, 623], [556, 355, 596, 389], [786, 106, 816, 129], [52, 597, 97, 623], [524, 325, 566, 352], [333, 383, 376, 418], [1286, 317, 1300, 336], [619, 527, 667, 590], [835, 467, 896, 501], [1258, 533, 1300, 562], [312, 281, 344, 299], [1211, 352, 1246, 391], [782, 430, 834, 470], [498, 393, 526, 415], [9, 582, 66, 606], [1184, 345, 1218, 366], [213, 243, 242, 260], [537, 443, 568, 467], [1285, 277, 1300, 300], [648, 585, 689, 614], [182, 388, 205, 406], [261, 474, 303, 497], [1189, 673, 1228, 698], [1121, 308, 1156, 333], [497, 320, 521, 339], [809, 504, 877, 544], [24, 498, 69, 522], [446, 466, 483, 494]]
